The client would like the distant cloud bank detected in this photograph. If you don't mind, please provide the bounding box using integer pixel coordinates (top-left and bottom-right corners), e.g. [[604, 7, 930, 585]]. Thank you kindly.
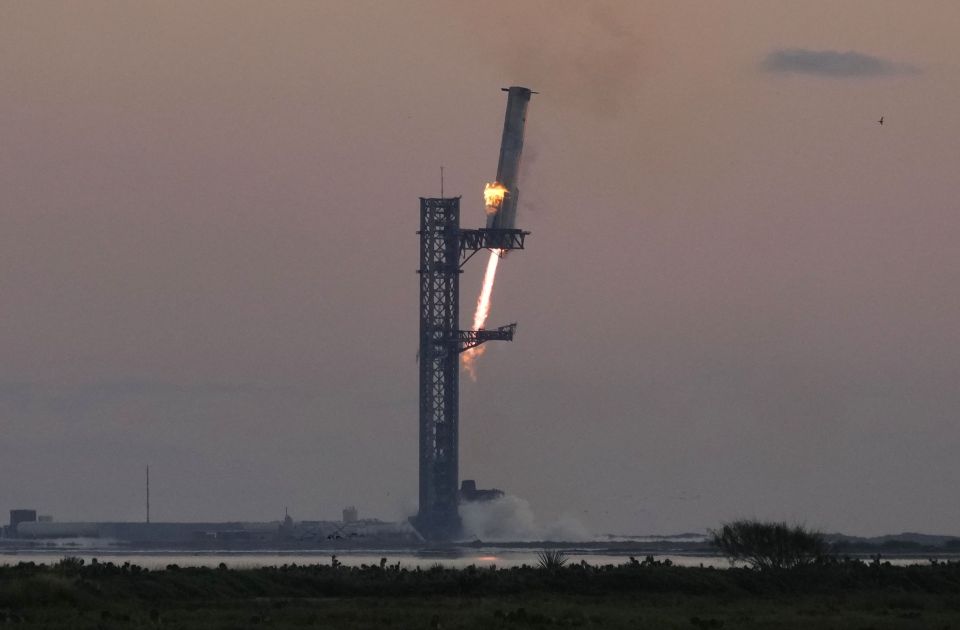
[[763, 48, 918, 78]]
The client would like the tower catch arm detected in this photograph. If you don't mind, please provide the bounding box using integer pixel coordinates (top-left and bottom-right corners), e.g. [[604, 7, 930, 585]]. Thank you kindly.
[[458, 228, 529, 267], [458, 323, 517, 352]]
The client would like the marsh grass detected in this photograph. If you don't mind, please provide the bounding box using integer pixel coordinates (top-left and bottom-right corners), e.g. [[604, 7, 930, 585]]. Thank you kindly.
[[1, 556, 960, 628]]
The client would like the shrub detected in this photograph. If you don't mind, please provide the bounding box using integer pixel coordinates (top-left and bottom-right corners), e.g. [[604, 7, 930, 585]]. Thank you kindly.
[[710, 519, 826, 570], [54, 557, 84, 573], [536, 550, 568, 570]]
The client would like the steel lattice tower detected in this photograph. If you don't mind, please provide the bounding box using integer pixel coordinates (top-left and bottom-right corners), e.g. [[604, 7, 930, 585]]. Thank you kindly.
[[414, 196, 527, 540], [416, 197, 462, 539]]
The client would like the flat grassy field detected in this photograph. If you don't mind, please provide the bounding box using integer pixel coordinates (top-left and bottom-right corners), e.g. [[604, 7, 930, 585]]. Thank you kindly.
[[2, 557, 959, 628]]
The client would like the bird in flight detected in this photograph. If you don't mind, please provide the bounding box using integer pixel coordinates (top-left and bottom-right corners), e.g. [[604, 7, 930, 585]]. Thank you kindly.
[[878, 116, 884, 125]]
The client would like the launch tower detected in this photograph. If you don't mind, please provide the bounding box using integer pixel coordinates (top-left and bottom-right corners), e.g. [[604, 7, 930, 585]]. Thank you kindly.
[[415, 87, 533, 540]]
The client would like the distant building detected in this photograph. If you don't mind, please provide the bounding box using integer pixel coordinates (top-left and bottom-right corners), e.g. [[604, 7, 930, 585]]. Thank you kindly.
[[8, 509, 37, 536], [342, 506, 358, 523], [279, 508, 294, 538], [13, 518, 423, 546]]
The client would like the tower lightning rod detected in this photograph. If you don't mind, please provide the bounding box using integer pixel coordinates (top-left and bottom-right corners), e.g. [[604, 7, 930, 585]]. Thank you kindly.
[[146, 465, 150, 524]]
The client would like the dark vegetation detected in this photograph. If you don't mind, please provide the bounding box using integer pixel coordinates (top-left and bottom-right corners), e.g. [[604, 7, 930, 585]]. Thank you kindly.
[[710, 520, 827, 570], [536, 549, 569, 570], [2, 552, 960, 628]]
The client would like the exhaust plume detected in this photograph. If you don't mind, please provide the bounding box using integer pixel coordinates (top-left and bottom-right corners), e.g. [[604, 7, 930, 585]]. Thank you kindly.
[[460, 494, 592, 542], [461, 247, 503, 380]]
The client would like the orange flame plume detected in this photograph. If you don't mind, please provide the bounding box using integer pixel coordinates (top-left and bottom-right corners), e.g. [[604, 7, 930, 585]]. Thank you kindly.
[[461, 248, 503, 380]]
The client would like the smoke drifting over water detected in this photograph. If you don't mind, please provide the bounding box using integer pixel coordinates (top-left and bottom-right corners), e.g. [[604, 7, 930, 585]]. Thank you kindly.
[[460, 495, 592, 542]]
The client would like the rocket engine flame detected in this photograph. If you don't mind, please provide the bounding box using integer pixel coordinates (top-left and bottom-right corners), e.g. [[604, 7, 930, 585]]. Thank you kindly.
[[465, 183, 508, 379], [483, 182, 508, 215], [461, 247, 503, 380]]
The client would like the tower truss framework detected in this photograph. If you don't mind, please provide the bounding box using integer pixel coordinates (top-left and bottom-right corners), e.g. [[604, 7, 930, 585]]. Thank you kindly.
[[415, 197, 527, 540]]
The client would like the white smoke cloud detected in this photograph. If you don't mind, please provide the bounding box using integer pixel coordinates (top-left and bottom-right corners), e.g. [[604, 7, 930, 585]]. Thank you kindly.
[[459, 494, 592, 542]]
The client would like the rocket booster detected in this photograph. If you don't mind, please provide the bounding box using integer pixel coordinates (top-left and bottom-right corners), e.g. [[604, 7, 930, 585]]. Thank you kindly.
[[486, 86, 533, 230]]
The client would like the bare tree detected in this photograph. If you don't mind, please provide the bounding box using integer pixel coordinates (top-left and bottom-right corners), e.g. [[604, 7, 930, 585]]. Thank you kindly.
[[710, 520, 827, 570]]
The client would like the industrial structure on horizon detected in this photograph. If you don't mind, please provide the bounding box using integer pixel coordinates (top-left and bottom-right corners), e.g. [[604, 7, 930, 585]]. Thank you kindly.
[[414, 87, 533, 540], [1, 508, 421, 547]]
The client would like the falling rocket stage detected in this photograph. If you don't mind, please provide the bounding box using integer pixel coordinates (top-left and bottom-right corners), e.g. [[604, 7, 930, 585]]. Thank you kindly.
[[413, 87, 534, 541]]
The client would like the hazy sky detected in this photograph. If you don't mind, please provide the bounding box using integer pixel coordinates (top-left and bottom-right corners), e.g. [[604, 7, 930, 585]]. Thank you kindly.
[[2, 1, 959, 536]]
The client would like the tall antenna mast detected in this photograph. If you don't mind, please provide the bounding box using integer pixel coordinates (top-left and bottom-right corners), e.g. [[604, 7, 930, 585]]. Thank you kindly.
[[146, 465, 150, 524]]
